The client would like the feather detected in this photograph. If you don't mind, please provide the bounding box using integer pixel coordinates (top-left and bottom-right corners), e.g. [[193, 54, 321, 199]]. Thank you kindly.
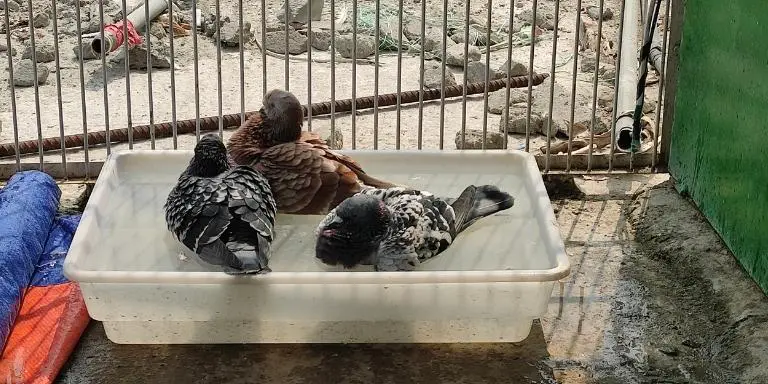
[[226, 89, 401, 215], [315, 185, 515, 271], [164, 134, 277, 275]]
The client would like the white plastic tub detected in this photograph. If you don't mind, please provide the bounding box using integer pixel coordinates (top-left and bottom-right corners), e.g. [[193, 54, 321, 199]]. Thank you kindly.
[[63, 149, 569, 344]]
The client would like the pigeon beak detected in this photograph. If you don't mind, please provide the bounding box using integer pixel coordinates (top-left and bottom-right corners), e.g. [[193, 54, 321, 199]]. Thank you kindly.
[[329, 216, 344, 226]]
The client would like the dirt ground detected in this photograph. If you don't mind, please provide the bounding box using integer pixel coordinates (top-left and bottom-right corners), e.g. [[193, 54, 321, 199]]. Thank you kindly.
[[53, 175, 768, 384], [1, 0, 663, 165]]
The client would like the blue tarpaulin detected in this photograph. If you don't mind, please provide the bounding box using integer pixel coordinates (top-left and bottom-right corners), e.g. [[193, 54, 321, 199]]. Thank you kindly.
[[0, 171, 61, 350]]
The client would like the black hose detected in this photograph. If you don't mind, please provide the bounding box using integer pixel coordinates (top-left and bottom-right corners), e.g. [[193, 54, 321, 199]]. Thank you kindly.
[[631, 0, 663, 153]]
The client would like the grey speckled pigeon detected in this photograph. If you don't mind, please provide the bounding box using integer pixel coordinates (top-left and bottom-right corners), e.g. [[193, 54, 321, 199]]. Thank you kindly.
[[314, 185, 515, 271], [164, 133, 277, 275]]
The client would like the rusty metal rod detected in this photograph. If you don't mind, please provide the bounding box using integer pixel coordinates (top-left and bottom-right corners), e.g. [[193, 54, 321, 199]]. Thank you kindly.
[[0, 74, 549, 158]]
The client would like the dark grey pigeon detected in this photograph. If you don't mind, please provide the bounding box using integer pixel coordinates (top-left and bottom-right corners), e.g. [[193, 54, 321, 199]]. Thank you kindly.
[[314, 185, 515, 271], [164, 133, 277, 275]]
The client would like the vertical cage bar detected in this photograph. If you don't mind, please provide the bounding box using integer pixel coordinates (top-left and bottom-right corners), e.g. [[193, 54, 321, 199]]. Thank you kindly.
[[51, 0, 66, 175], [373, 0, 380, 149], [566, 0, 582, 171], [121, 0, 133, 149], [283, 0, 290, 91], [587, 0, 605, 171], [438, 0, 448, 150], [481, 0, 493, 150], [609, 0, 627, 172], [351, 0, 357, 149], [307, 0, 313, 132], [330, 0, 336, 144], [216, 0, 224, 137], [502, 0, 515, 151], [545, 0, 560, 172], [4, 0, 20, 171], [395, 0, 404, 149], [74, 0, 89, 178], [417, 0, 426, 150], [460, 0, 470, 148], [169, 0, 179, 148], [524, 0, 538, 152], [145, 0, 156, 149], [261, 0, 267, 98], [652, 0, 670, 168], [192, 0, 201, 142], [238, 0, 245, 125], [27, 0, 44, 169], [98, 0, 111, 155]]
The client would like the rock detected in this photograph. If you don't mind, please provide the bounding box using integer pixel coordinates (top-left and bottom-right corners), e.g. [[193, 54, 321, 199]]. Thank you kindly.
[[0, 0, 19, 11], [516, 7, 556, 30], [264, 29, 308, 55], [335, 35, 376, 59], [403, 19, 422, 42], [73, 42, 98, 61], [324, 130, 343, 150], [21, 40, 55, 63], [465, 61, 495, 84], [112, 40, 172, 70], [423, 27, 449, 53], [499, 104, 545, 135], [445, 44, 481, 67], [0, 43, 17, 56], [86, 0, 122, 32], [643, 100, 657, 114], [598, 90, 614, 109], [586, 6, 613, 21], [59, 183, 91, 214], [216, 20, 254, 47], [600, 66, 616, 84], [32, 13, 50, 28], [450, 25, 499, 46], [309, 29, 331, 51], [276, 0, 323, 24], [527, 78, 607, 137], [422, 67, 457, 89], [149, 21, 167, 40], [12, 59, 49, 87], [495, 58, 529, 79], [455, 129, 507, 150], [581, 55, 596, 72], [487, 89, 529, 114]]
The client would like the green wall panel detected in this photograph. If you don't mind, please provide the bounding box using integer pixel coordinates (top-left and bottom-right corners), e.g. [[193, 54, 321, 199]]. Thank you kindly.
[[669, 0, 768, 293]]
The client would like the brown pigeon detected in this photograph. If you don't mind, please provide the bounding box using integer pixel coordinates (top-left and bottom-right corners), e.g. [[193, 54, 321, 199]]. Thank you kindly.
[[227, 89, 401, 215]]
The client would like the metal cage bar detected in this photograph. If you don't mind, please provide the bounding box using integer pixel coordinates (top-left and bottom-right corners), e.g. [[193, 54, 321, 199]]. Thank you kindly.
[[0, 0, 678, 180]]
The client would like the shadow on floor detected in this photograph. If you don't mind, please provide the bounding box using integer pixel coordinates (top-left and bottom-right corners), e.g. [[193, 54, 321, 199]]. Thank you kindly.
[[57, 319, 554, 384]]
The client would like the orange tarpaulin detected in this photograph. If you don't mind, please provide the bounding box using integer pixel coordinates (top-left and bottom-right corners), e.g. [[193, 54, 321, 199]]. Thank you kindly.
[[0, 284, 89, 383]]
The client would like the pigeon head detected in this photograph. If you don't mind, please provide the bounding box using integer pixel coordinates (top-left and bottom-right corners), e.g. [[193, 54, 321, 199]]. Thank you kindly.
[[187, 133, 230, 177], [260, 89, 304, 143], [315, 195, 392, 268]]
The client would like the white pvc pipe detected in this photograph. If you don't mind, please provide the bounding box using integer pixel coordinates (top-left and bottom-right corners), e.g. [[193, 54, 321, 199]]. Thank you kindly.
[[614, 0, 640, 152], [90, 0, 170, 57]]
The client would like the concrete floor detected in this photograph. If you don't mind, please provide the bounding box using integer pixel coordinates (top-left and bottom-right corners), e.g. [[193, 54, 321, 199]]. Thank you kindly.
[[55, 174, 768, 384]]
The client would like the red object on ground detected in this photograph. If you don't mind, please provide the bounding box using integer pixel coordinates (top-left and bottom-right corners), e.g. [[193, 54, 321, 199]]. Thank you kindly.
[[102, 20, 144, 52], [0, 284, 89, 383]]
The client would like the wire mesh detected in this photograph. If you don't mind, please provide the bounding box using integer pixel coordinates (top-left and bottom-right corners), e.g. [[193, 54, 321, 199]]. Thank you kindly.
[[0, 0, 675, 180]]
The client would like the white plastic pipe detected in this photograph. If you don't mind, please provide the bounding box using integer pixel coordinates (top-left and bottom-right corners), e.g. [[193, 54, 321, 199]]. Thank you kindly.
[[614, 0, 640, 152], [90, 0, 170, 57]]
